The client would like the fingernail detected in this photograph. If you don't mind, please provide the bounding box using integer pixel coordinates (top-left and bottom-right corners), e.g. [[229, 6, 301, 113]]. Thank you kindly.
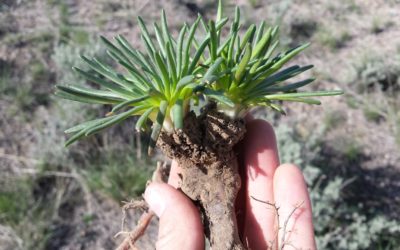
[[144, 185, 166, 217]]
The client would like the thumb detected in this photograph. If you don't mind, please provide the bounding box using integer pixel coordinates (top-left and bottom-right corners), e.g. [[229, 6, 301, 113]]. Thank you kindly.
[[144, 183, 204, 250]]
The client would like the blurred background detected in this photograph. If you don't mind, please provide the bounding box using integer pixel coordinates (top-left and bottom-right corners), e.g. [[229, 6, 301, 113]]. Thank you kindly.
[[0, 0, 399, 249]]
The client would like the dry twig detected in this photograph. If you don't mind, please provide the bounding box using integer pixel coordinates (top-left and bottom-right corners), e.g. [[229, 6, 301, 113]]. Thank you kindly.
[[115, 211, 155, 250], [251, 196, 280, 250], [280, 201, 305, 250], [251, 196, 305, 250], [115, 161, 167, 250]]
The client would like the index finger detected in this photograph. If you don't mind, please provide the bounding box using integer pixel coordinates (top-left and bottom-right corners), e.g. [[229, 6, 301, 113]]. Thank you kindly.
[[237, 119, 280, 249]]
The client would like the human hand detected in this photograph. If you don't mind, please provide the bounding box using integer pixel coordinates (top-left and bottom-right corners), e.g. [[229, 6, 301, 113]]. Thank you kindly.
[[144, 119, 316, 250]]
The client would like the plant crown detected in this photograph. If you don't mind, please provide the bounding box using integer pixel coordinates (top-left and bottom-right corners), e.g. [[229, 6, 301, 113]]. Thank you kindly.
[[55, 1, 342, 153]]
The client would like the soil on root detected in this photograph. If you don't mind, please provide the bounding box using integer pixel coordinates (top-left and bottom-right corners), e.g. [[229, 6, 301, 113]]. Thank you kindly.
[[157, 104, 247, 250]]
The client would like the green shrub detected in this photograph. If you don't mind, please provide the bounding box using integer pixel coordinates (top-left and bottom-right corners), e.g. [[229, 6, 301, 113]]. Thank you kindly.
[[275, 123, 400, 249], [370, 16, 394, 34], [315, 27, 352, 50], [363, 107, 383, 123], [85, 152, 153, 201], [348, 52, 400, 145], [24, 39, 106, 171], [1, 59, 34, 112], [323, 109, 347, 131], [0, 177, 53, 250], [0, 182, 30, 225], [0, 59, 11, 93], [52, 39, 104, 85], [352, 54, 400, 93], [289, 16, 317, 46]]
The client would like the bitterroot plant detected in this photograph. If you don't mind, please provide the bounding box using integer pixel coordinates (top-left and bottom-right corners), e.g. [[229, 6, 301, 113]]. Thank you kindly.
[[56, 1, 342, 249]]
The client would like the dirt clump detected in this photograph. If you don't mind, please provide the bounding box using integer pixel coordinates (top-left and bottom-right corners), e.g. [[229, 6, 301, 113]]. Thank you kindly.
[[158, 104, 246, 249]]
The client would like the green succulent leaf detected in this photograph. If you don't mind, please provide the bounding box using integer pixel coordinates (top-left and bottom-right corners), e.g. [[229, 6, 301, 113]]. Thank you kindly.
[[80, 56, 135, 91], [188, 37, 210, 74], [264, 78, 316, 92], [251, 27, 272, 59], [64, 106, 144, 146], [100, 35, 132, 66], [269, 103, 286, 115], [115, 35, 153, 74], [64, 130, 87, 147], [85, 106, 145, 137], [64, 116, 114, 134], [172, 99, 184, 130], [203, 88, 235, 107], [111, 95, 150, 113], [234, 43, 252, 84], [55, 85, 123, 104], [161, 10, 175, 47], [202, 57, 224, 85], [57, 3, 343, 150], [175, 75, 195, 96], [148, 101, 168, 155], [176, 25, 188, 78], [264, 90, 344, 100], [182, 17, 201, 74], [135, 107, 155, 131], [254, 21, 266, 46], [72, 67, 135, 99], [137, 16, 157, 55], [248, 65, 314, 96], [153, 23, 167, 57]]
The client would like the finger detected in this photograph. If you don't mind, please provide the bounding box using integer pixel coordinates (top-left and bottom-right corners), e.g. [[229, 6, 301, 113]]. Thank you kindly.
[[273, 164, 316, 250], [240, 119, 280, 249], [144, 183, 204, 250], [244, 113, 254, 122], [168, 160, 181, 188]]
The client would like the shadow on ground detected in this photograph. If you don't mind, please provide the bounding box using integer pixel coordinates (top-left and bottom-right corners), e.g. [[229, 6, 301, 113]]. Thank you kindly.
[[314, 143, 400, 220]]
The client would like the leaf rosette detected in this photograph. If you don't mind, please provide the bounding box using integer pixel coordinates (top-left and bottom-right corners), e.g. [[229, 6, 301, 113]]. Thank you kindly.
[[56, 1, 342, 152]]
